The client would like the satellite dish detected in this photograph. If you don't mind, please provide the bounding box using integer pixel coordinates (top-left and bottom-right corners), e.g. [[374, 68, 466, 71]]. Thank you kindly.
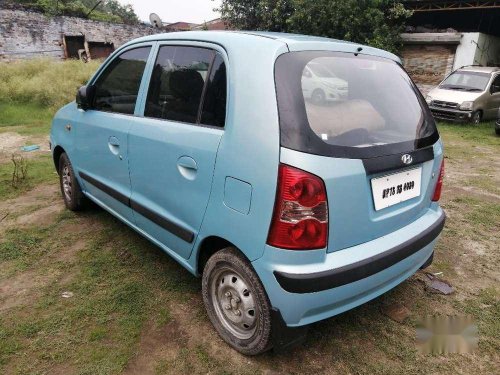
[[149, 13, 163, 28]]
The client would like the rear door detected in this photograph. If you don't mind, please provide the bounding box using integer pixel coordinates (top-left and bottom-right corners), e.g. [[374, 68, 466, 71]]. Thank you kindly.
[[128, 44, 227, 259], [275, 51, 441, 252], [74, 44, 152, 222]]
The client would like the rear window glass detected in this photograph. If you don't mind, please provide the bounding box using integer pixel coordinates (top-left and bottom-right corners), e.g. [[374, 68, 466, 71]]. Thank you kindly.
[[145, 46, 214, 124], [275, 51, 438, 159]]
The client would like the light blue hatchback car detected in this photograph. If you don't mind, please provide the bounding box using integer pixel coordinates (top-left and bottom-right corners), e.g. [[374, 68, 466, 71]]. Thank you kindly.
[[51, 31, 446, 355]]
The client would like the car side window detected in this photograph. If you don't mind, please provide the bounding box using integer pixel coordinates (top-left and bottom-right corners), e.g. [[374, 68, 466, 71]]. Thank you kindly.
[[491, 75, 500, 94], [145, 46, 216, 124], [93, 46, 151, 115], [200, 54, 227, 127]]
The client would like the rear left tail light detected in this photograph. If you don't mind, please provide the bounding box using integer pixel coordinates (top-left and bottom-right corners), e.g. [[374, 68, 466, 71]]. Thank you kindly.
[[432, 159, 445, 201], [267, 164, 328, 250]]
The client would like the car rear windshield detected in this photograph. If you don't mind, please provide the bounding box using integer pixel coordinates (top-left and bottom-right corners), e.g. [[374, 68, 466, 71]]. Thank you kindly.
[[275, 51, 438, 159], [439, 71, 490, 92]]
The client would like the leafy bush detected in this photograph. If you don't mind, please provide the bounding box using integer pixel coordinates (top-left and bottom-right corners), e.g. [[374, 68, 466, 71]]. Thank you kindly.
[[216, 0, 413, 53], [0, 58, 102, 110], [7, 0, 139, 24]]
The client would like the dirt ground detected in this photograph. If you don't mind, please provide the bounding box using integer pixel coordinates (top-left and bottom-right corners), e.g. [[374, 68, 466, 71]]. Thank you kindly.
[[0, 132, 50, 164], [0, 123, 499, 375]]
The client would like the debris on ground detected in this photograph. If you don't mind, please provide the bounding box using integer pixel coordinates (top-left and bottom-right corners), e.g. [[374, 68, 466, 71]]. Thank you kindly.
[[381, 302, 411, 323], [61, 291, 74, 298], [20, 145, 40, 152], [421, 272, 454, 295]]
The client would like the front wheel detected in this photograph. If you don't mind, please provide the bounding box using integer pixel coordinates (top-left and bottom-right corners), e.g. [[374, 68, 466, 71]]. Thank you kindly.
[[471, 111, 482, 125], [58, 153, 85, 211], [311, 89, 326, 105], [202, 247, 272, 355]]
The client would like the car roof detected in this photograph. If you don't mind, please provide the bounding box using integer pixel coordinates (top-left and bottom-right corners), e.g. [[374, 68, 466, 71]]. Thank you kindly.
[[459, 66, 500, 74], [123, 30, 399, 62], [130, 30, 348, 46]]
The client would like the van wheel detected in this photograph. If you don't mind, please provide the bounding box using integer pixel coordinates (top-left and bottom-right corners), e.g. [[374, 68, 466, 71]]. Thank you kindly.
[[202, 247, 272, 355], [58, 153, 85, 211], [471, 111, 482, 125], [311, 89, 326, 105]]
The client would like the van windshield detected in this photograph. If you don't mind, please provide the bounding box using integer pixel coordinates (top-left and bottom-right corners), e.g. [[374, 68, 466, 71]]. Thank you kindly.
[[439, 71, 490, 92], [275, 51, 438, 159]]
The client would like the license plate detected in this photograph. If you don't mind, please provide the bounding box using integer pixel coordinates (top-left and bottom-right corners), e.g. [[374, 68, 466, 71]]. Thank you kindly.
[[371, 167, 422, 211]]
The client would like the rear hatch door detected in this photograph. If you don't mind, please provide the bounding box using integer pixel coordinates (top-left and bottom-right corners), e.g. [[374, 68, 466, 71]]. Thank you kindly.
[[275, 50, 442, 251]]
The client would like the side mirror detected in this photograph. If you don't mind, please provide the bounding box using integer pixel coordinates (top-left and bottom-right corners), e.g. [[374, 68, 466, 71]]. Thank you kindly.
[[491, 85, 500, 94], [76, 85, 95, 110]]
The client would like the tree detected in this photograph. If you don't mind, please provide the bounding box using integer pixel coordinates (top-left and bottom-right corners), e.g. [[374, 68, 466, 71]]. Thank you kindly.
[[215, 0, 294, 32], [104, 0, 139, 24], [8, 0, 140, 24], [288, 0, 412, 53], [215, 0, 412, 53]]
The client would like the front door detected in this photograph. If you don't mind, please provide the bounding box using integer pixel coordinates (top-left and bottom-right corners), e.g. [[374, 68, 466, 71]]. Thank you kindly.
[[74, 45, 152, 223], [488, 74, 500, 119], [128, 44, 227, 259]]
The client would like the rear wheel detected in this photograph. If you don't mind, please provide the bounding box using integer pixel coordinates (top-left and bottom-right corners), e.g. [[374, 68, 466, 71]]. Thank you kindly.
[[471, 111, 482, 125], [202, 247, 272, 355], [58, 153, 85, 211], [311, 89, 326, 105]]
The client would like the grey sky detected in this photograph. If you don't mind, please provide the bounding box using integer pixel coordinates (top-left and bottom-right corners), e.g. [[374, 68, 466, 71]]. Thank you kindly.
[[118, 0, 222, 24]]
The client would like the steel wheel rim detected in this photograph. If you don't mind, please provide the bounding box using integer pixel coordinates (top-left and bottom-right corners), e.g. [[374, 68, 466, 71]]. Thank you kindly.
[[210, 266, 258, 340], [62, 165, 72, 202]]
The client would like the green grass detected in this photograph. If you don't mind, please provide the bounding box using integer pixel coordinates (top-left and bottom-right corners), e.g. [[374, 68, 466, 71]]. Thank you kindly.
[[0, 58, 101, 111], [0, 58, 101, 136], [0, 155, 57, 201], [0, 210, 195, 374], [0, 102, 54, 135], [451, 196, 500, 229], [437, 121, 500, 146]]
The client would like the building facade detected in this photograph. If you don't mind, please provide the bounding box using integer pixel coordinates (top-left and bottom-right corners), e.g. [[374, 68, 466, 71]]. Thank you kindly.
[[0, 8, 155, 61], [402, 0, 500, 94]]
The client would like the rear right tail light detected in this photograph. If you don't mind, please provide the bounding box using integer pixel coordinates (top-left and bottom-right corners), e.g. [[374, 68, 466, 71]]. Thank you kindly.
[[267, 164, 328, 250], [432, 159, 444, 201]]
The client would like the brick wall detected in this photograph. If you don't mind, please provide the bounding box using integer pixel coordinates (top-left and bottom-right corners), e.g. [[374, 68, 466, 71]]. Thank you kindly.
[[401, 44, 457, 96], [0, 8, 155, 60]]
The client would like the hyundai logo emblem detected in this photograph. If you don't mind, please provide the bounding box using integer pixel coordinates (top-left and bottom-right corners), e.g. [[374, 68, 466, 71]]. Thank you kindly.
[[401, 154, 413, 165]]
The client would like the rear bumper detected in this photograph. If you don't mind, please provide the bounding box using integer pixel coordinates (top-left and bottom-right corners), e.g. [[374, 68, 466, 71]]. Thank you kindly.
[[429, 106, 472, 122], [275, 213, 444, 293], [252, 206, 445, 327]]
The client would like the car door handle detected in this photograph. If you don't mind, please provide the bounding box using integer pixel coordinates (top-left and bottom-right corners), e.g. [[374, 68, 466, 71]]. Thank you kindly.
[[108, 136, 120, 147], [177, 156, 198, 180], [108, 136, 121, 158], [177, 156, 197, 170]]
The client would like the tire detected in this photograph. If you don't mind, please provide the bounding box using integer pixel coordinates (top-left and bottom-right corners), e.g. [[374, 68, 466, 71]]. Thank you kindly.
[[202, 247, 272, 355], [495, 127, 500, 136], [311, 89, 326, 105], [471, 111, 482, 125], [58, 153, 85, 211]]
